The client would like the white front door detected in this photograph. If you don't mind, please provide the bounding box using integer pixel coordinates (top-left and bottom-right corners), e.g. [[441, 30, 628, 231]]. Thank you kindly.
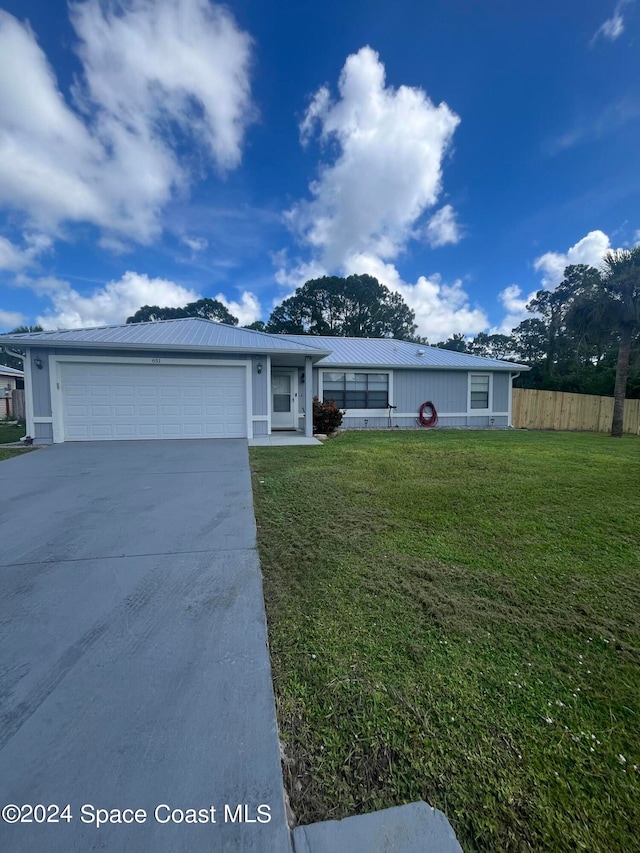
[[271, 370, 297, 429]]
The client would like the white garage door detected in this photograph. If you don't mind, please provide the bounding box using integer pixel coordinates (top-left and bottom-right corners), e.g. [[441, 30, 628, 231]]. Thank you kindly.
[[60, 362, 247, 441]]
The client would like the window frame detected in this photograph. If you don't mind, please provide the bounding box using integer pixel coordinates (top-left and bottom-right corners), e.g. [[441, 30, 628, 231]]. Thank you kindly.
[[467, 372, 492, 413], [319, 369, 394, 416]]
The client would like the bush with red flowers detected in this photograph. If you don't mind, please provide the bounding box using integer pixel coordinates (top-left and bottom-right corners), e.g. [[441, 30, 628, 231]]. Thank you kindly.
[[312, 396, 344, 434]]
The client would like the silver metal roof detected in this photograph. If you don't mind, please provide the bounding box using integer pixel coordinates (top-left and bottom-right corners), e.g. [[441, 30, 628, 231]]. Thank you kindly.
[[282, 335, 529, 371], [0, 319, 330, 357], [0, 364, 24, 376], [0, 321, 528, 370]]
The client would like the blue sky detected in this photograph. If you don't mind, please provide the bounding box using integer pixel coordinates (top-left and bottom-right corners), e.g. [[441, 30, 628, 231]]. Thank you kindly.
[[0, 0, 638, 341]]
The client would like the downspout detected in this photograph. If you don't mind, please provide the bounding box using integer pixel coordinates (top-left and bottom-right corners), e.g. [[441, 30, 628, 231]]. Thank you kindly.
[[0, 346, 25, 364]]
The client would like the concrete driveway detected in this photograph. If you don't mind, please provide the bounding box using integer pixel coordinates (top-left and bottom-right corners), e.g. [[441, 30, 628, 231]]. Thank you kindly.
[[0, 440, 291, 853]]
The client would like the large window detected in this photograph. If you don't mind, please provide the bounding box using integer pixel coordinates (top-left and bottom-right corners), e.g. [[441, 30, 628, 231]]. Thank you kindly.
[[323, 372, 389, 409], [470, 374, 490, 409]]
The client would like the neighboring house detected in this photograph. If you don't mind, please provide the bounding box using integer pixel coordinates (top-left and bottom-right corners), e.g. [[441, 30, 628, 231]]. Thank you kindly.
[[0, 320, 529, 444], [0, 364, 25, 418]]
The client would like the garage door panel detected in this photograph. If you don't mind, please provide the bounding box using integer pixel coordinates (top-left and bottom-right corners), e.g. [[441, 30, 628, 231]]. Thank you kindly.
[[61, 363, 247, 441]]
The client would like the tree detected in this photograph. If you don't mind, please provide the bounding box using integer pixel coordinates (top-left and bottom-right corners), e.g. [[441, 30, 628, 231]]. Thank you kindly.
[[243, 320, 267, 332], [127, 298, 238, 325], [266, 275, 417, 339], [0, 325, 44, 370], [435, 333, 468, 352], [468, 332, 515, 360], [572, 248, 640, 437]]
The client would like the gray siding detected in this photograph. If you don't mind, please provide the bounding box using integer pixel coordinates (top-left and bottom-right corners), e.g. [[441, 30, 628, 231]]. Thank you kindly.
[[341, 415, 509, 430], [29, 348, 53, 417], [393, 369, 468, 414], [34, 422, 53, 442], [252, 421, 268, 436], [252, 355, 268, 416], [492, 372, 510, 413]]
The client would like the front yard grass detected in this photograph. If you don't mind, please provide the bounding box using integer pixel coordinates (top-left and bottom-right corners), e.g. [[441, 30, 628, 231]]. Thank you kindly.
[[0, 422, 30, 461], [250, 430, 640, 853], [0, 422, 24, 444]]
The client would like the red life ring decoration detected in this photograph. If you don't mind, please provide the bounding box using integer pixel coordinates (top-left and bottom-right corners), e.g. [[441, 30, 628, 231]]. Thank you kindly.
[[418, 401, 438, 427]]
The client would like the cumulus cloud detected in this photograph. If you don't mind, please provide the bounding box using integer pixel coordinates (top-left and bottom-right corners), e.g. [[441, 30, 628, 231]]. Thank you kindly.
[[0, 308, 26, 330], [425, 204, 461, 247], [214, 290, 261, 326], [591, 1, 632, 43], [344, 252, 488, 342], [287, 46, 460, 270], [0, 1, 254, 243], [533, 229, 611, 288], [493, 230, 618, 334], [276, 47, 468, 339], [28, 271, 200, 329], [491, 284, 537, 335], [0, 234, 52, 271]]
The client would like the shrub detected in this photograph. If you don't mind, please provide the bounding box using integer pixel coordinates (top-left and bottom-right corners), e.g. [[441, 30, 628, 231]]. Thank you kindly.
[[313, 396, 343, 434]]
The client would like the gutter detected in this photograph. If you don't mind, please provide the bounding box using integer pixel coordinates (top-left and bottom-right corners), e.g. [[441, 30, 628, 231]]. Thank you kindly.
[[0, 345, 26, 364], [0, 339, 331, 359]]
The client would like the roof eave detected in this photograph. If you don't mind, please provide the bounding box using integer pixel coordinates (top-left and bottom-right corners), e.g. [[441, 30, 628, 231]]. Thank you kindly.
[[0, 338, 331, 358], [317, 361, 530, 371]]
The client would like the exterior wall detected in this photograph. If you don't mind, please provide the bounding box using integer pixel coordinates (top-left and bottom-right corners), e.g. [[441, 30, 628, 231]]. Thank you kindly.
[[315, 366, 513, 431], [393, 369, 468, 414], [252, 420, 268, 436], [34, 422, 53, 441], [492, 372, 509, 413], [28, 347, 259, 444], [340, 415, 509, 429]]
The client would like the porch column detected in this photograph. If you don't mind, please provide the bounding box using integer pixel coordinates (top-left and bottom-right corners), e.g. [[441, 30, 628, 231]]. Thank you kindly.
[[304, 356, 313, 437]]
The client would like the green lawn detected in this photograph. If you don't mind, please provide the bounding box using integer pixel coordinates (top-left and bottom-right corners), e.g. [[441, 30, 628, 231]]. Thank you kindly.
[[0, 422, 24, 444], [0, 422, 30, 461], [250, 430, 640, 853]]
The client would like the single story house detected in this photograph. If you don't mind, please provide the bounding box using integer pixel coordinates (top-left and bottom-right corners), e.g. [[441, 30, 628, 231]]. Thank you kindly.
[[0, 319, 529, 444], [0, 364, 25, 391], [1, 364, 25, 419]]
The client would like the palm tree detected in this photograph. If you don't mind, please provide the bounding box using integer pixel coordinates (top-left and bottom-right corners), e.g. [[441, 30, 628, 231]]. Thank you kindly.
[[600, 247, 640, 437]]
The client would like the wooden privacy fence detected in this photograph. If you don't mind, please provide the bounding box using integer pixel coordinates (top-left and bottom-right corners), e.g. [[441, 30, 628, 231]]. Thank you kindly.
[[512, 388, 640, 434], [11, 389, 25, 421]]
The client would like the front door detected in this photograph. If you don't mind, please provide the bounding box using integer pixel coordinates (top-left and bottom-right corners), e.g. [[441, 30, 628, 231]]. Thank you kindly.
[[271, 370, 297, 429]]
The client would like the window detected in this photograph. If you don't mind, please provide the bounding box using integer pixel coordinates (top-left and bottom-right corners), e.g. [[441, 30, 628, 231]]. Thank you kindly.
[[323, 372, 389, 409], [470, 374, 490, 409]]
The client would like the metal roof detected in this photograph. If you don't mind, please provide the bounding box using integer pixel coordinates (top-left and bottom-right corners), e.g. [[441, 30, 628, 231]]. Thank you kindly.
[[0, 319, 330, 357], [282, 335, 529, 371], [0, 364, 24, 376], [0, 322, 528, 371]]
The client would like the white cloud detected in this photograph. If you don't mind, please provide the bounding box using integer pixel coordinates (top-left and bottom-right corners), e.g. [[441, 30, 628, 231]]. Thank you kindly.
[[182, 236, 209, 252], [533, 229, 611, 288], [276, 47, 468, 339], [214, 290, 261, 326], [591, 1, 632, 43], [493, 229, 618, 334], [344, 253, 488, 342], [0, 234, 52, 271], [287, 46, 460, 270], [491, 284, 537, 335], [0, 2, 254, 243], [29, 271, 200, 329], [425, 204, 461, 247], [0, 308, 26, 330]]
